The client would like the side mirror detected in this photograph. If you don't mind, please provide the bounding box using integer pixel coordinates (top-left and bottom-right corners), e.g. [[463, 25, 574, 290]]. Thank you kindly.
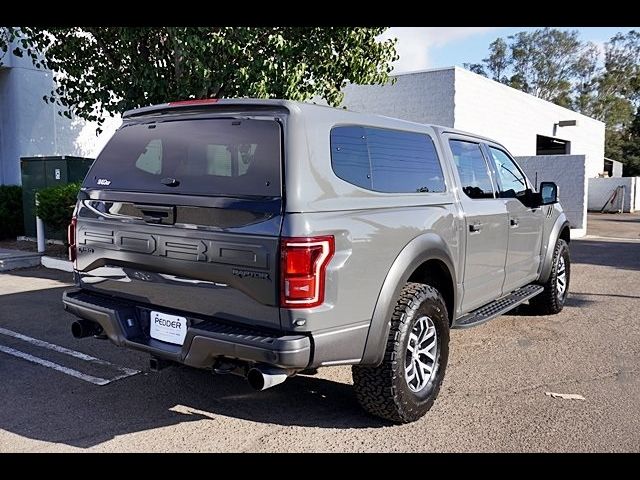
[[540, 181, 558, 205]]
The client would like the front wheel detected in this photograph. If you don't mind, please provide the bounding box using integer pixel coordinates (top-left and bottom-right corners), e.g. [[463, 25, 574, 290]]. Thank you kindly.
[[352, 283, 449, 423], [530, 238, 570, 315]]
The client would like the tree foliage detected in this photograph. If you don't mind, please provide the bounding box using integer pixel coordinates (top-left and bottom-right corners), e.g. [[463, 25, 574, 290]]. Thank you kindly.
[[1, 27, 398, 130], [464, 28, 591, 106], [466, 28, 640, 174], [0, 185, 24, 239]]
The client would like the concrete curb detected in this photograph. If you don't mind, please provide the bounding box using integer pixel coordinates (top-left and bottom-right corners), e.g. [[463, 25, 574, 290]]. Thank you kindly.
[[41, 256, 73, 272], [0, 254, 42, 272]]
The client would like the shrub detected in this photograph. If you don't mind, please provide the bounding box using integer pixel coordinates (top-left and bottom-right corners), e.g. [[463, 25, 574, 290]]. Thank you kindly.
[[35, 182, 81, 238], [0, 185, 24, 240]]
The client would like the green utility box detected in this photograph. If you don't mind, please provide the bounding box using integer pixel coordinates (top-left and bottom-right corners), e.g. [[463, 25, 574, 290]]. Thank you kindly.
[[20, 156, 94, 240]]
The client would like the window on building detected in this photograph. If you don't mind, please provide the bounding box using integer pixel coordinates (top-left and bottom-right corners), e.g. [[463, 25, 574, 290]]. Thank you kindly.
[[330, 126, 446, 193], [536, 135, 570, 155], [487, 146, 527, 198], [449, 140, 495, 200]]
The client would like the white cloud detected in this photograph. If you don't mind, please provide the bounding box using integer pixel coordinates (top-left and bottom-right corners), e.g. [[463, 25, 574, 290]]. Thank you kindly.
[[380, 27, 501, 73]]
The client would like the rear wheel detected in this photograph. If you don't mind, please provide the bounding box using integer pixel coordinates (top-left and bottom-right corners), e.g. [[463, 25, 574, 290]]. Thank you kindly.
[[352, 283, 449, 423], [530, 238, 570, 315]]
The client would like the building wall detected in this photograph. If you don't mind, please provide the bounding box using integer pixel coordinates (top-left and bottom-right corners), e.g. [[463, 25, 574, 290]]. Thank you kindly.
[[453, 68, 606, 180], [516, 155, 588, 237], [0, 49, 119, 186], [340, 67, 456, 127], [341, 67, 606, 180], [612, 160, 623, 178], [588, 177, 639, 213]]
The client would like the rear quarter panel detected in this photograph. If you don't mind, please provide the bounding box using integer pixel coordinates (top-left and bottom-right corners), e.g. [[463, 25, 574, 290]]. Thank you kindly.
[[281, 107, 462, 365]]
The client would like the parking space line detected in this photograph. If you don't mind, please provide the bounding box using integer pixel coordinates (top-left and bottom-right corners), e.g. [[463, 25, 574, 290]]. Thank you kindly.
[[0, 327, 139, 376], [0, 344, 111, 386], [581, 235, 640, 243]]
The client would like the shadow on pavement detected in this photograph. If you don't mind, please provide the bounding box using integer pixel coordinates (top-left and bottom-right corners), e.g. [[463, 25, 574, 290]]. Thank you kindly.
[[571, 291, 640, 300], [510, 294, 596, 317], [0, 272, 388, 449], [2, 236, 638, 448], [588, 212, 640, 224], [0, 355, 388, 448], [571, 239, 640, 271], [4, 265, 74, 281]]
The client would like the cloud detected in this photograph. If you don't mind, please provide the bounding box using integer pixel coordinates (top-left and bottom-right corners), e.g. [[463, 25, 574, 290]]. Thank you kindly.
[[380, 27, 502, 73]]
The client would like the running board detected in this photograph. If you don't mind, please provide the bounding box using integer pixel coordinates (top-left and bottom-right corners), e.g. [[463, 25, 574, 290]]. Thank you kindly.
[[453, 284, 544, 329]]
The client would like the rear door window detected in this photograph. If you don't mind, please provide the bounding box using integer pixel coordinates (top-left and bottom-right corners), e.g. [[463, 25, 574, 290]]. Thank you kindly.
[[87, 118, 282, 197], [449, 140, 495, 200]]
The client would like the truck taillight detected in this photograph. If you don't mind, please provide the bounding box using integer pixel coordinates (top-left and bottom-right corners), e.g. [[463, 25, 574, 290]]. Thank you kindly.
[[68, 217, 77, 265], [280, 236, 335, 308]]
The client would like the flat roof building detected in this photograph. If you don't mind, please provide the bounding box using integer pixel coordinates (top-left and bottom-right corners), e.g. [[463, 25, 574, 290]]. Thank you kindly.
[[341, 66, 607, 236]]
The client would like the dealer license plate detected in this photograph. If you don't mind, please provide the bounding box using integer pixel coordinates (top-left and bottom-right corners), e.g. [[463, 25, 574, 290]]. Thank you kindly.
[[150, 311, 188, 345]]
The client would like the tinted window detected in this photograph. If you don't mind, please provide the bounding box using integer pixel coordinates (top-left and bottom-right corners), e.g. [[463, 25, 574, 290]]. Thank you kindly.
[[135, 139, 162, 174], [86, 118, 281, 197], [488, 147, 527, 197], [367, 128, 445, 193], [330, 126, 371, 190], [331, 126, 445, 193], [449, 140, 495, 199]]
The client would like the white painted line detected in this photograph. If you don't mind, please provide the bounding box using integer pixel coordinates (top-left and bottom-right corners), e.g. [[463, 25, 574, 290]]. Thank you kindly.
[[0, 327, 139, 377], [581, 235, 640, 243], [0, 344, 111, 386], [41, 256, 73, 272]]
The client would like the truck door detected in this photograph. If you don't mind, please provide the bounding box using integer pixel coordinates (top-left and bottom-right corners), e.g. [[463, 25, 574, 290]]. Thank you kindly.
[[446, 137, 509, 313], [483, 144, 544, 292]]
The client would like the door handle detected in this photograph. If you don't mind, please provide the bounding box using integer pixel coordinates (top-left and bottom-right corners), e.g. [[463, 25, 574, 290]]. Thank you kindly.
[[133, 204, 176, 225], [510, 218, 519, 227], [469, 222, 483, 233]]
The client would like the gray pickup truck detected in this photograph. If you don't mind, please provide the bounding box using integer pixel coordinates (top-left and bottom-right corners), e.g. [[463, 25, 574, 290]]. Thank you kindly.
[[63, 99, 570, 423]]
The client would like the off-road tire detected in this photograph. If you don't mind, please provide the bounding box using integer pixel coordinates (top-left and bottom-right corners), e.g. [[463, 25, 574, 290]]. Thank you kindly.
[[530, 238, 570, 315], [352, 282, 449, 423]]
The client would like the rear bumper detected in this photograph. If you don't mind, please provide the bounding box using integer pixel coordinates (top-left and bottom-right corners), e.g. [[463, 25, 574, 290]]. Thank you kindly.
[[62, 288, 311, 369]]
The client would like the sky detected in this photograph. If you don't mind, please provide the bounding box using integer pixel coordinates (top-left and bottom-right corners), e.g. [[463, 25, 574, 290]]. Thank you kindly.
[[382, 27, 638, 74]]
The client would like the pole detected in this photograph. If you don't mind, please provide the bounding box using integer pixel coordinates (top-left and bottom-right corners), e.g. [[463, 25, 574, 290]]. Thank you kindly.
[[35, 192, 45, 253]]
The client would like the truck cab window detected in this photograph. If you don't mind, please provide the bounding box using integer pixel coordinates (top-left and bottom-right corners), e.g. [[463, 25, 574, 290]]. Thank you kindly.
[[449, 140, 495, 199], [488, 147, 527, 198]]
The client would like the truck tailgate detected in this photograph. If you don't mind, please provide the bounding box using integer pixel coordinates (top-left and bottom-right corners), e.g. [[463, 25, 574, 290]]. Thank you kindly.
[[75, 196, 282, 330]]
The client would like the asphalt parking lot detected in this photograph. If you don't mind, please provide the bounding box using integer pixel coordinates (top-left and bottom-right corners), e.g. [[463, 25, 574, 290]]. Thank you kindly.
[[1, 216, 639, 452]]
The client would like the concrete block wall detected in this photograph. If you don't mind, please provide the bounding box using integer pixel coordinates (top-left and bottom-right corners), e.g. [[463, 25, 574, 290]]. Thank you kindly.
[[341, 67, 456, 127], [516, 155, 587, 237], [588, 177, 639, 213]]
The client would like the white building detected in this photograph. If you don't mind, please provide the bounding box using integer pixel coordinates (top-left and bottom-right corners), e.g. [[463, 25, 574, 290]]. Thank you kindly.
[[341, 66, 608, 237], [0, 51, 117, 186], [1, 59, 609, 236]]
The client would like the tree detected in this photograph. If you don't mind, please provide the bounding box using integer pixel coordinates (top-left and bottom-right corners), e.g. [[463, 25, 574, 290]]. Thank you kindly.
[[1, 27, 398, 129], [464, 38, 510, 83], [475, 29, 591, 107], [0, 27, 46, 69], [468, 28, 640, 173], [612, 108, 640, 176], [573, 42, 601, 116], [591, 31, 640, 169]]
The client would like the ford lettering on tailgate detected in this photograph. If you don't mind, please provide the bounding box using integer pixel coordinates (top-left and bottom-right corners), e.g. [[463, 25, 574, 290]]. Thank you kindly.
[[77, 227, 268, 268]]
